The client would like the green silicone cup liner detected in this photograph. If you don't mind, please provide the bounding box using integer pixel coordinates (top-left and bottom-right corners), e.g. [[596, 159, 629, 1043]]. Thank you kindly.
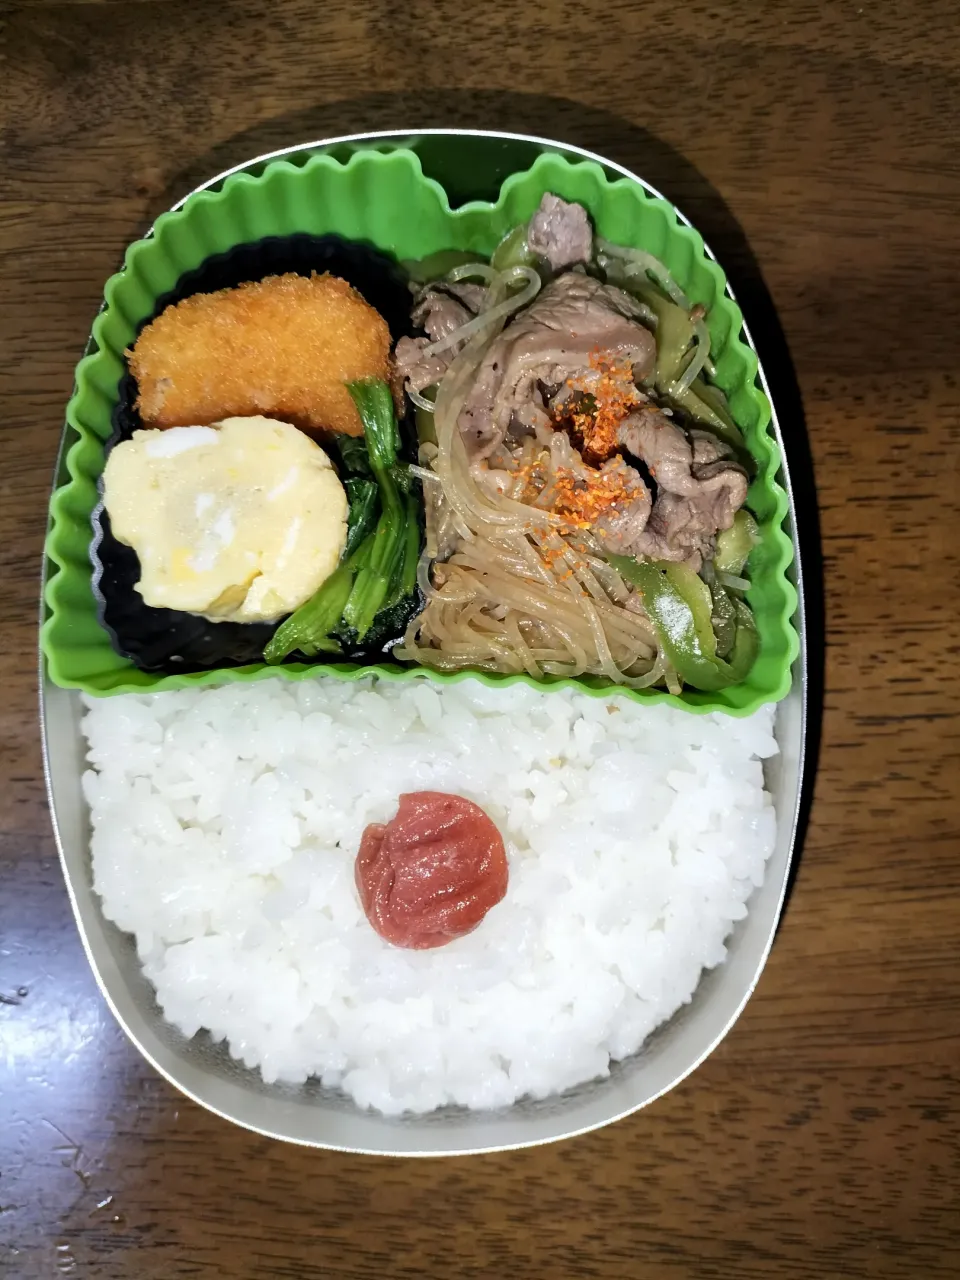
[[42, 148, 799, 714]]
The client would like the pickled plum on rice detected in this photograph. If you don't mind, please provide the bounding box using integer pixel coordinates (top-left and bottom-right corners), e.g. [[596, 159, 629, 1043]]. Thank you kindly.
[[355, 791, 508, 950]]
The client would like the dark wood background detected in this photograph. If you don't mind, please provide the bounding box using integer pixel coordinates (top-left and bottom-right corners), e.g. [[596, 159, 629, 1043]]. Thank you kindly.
[[2, 1, 959, 1275]]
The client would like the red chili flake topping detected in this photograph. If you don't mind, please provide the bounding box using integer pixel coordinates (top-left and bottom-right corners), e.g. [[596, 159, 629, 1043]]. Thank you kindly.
[[562, 351, 643, 462]]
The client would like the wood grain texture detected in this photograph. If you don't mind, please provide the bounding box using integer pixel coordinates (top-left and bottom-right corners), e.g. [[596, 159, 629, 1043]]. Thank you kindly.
[[2, 0, 959, 1276]]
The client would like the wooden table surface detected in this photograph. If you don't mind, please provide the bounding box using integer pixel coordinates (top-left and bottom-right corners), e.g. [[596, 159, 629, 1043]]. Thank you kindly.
[[3, 1, 959, 1275]]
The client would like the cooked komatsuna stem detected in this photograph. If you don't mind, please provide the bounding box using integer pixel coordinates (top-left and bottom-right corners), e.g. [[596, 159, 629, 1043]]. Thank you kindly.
[[263, 380, 420, 663]]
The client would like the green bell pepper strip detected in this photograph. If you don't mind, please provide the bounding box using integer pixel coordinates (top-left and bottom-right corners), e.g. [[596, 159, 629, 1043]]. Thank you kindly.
[[708, 578, 738, 660], [414, 394, 438, 446], [624, 282, 744, 449], [662, 562, 716, 660], [342, 379, 409, 639], [696, 561, 737, 659], [491, 224, 537, 271], [682, 379, 742, 444], [608, 554, 759, 691], [714, 509, 759, 576], [264, 534, 375, 664]]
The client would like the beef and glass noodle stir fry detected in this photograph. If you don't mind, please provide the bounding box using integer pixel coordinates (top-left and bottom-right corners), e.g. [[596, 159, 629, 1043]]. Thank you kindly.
[[395, 195, 759, 694]]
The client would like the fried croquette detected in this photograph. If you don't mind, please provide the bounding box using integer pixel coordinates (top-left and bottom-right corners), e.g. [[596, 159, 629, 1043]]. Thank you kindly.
[[128, 273, 391, 437]]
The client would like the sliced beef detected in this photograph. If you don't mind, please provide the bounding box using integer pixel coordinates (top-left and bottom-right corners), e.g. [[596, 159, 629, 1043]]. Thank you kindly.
[[632, 493, 717, 565], [394, 336, 450, 395], [445, 281, 489, 313], [618, 406, 697, 493], [395, 282, 490, 397], [459, 272, 657, 457], [690, 428, 734, 470], [527, 194, 594, 270], [411, 288, 473, 343], [590, 457, 653, 554], [614, 407, 748, 566]]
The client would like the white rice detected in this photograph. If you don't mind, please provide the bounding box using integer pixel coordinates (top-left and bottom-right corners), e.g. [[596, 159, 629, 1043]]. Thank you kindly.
[[81, 676, 778, 1115]]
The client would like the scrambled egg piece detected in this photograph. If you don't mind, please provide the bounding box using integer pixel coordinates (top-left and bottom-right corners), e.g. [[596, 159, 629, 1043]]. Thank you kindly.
[[102, 416, 348, 622]]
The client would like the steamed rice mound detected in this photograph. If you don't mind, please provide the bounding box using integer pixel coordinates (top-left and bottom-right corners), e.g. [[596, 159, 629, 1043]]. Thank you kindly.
[[129, 272, 391, 437], [81, 677, 778, 1115]]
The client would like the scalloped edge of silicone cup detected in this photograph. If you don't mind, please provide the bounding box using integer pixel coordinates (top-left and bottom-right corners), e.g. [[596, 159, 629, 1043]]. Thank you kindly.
[[42, 147, 798, 715]]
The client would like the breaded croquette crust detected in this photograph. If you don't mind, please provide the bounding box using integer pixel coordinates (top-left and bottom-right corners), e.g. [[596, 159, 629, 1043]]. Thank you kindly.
[[129, 273, 391, 437]]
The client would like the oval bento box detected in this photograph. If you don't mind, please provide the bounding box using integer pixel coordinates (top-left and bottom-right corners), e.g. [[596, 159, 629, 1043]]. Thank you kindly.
[[41, 130, 808, 1154]]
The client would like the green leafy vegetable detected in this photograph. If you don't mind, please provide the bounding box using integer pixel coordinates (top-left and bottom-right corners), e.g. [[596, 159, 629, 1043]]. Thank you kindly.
[[343, 477, 378, 560], [388, 491, 421, 608], [364, 591, 420, 651], [390, 459, 415, 497], [341, 379, 412, 640], [263, 378, 422, 664], [333, 587, 421, 654], [333, 489, 421, 653], [264, 536, 373, 663], [335, 434, 373, 478]]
